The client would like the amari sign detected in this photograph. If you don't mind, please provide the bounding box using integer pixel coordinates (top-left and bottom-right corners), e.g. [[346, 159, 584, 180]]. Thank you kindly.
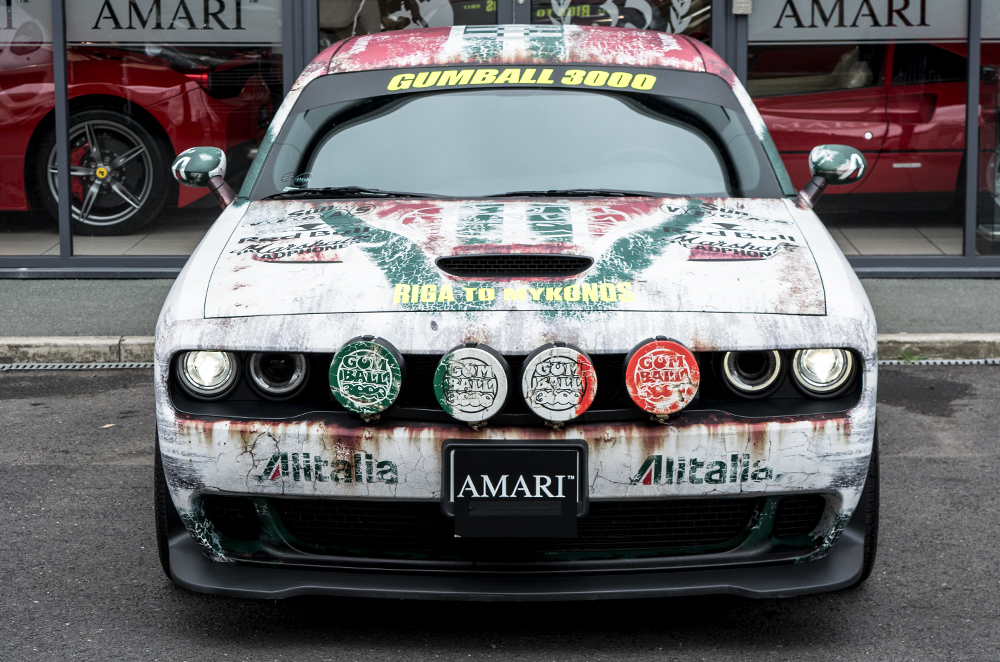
[[749, 0, 967, 43]]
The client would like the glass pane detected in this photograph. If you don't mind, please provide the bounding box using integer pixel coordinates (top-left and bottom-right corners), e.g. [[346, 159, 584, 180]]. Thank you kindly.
[[319, 0, 498, 47], [749, 3, 968, 257], [0, 2, 56, 256], [530, 0, 710, 41], [980, 0, 1000, 254], [63, 0, 283, 256]]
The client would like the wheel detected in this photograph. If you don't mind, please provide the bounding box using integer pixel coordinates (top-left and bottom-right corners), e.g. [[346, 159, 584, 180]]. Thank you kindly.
[[154, 430, 176, 580], [851, 423, 880, 587], [35, 108, 169, 236]]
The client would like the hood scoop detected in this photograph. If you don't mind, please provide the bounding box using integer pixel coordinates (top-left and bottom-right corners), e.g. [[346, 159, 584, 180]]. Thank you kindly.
[[435, 254, 594, 278]]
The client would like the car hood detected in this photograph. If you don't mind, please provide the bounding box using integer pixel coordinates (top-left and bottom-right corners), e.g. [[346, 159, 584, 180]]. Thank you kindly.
[[204, 197, 825, 318]]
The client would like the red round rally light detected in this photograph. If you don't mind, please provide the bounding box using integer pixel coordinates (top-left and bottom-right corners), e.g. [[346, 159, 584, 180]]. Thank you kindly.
[[623, 338, 700, 415]]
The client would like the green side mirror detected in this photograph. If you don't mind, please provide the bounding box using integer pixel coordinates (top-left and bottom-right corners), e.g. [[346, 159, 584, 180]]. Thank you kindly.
[[799, 144, 867, 208], [172, 147, 226, 187], [171, 146, 235, 209]]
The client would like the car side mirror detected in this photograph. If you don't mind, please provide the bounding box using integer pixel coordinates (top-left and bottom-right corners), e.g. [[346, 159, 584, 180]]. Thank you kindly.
[[798, 145, 867, 208], [171, 146, 236, 209]]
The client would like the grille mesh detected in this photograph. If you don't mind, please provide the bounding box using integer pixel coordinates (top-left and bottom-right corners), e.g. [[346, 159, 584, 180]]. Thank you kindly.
[[436, 255, 593, 277], [773, 495, 826, 539], [203, 495, 260, 541], [269, 497, 760, 561]]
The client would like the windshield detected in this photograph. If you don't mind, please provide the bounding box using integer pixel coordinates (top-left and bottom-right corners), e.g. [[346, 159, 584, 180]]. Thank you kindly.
[[252, 69, 784, 200]]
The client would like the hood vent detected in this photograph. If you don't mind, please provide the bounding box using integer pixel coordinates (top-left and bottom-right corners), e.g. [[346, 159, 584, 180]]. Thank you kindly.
[[435, 254, 594, 278]]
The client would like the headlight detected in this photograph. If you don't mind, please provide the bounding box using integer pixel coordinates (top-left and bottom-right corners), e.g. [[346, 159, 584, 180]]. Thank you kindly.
[[721, 350, 784, 398], [177, 351, 240, 400], [247, 352, 308, 400], [791, 349, 855, 396]]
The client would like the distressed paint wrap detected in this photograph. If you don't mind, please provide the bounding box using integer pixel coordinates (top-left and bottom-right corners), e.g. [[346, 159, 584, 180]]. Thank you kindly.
[[624, 339, 700, 415], [155, 26, 879, 576]]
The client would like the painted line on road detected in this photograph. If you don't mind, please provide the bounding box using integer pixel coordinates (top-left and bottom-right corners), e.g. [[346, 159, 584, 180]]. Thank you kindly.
[[0, 362, 154, 371]]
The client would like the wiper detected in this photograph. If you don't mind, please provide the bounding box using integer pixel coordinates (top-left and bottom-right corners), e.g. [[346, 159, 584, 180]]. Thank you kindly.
[[485, 188, 662, 198], [262, 186, 437, 200]]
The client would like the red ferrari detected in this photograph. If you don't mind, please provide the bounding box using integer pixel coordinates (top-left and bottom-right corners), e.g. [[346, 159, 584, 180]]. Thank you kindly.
[[749, 41, 999, 214], [0, 30, 277, 235]]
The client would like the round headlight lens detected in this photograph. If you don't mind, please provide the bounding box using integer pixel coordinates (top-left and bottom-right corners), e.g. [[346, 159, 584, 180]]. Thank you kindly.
[[792, 349, 854, 395], [721, 350, 783, 398], [178, 351, 239, 400], [248, 352, 308, 399]]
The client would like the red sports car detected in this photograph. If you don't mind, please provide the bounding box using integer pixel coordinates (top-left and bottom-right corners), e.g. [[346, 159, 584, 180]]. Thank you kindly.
[[0, 27, 277, 235]]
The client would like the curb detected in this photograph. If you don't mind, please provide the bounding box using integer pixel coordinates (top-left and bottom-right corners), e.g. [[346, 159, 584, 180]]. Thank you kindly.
[[2, 334, 1000, 365], [0, 336, 154, 364]]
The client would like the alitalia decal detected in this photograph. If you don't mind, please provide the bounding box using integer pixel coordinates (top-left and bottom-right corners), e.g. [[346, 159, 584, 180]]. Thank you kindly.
[[255, 451, 398, 484], [630, 454, 776, 485]]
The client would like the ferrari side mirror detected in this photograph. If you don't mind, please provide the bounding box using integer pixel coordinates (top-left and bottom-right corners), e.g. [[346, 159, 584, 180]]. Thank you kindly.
[[171, 146, 236, 209], [798, 144, 867, 208]]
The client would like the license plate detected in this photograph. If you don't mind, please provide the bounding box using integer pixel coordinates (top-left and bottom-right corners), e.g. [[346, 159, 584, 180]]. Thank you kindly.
[[442, 441, 588, 538]]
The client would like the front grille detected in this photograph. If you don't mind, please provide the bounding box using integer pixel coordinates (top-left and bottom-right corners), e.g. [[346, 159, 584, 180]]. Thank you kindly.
[[270, 497, 761, 561], [773, 495, 826, 539], [203, 495, 260, 541], [436, 255, 594, 278]]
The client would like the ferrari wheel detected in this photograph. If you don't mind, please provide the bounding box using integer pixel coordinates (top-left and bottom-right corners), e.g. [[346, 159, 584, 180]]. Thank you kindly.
[[37, 109, 169, 236]]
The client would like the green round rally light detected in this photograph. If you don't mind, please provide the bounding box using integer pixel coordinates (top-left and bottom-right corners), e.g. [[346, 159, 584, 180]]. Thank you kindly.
[[328, 336, 406, 415], [433, 344, 511, 424]]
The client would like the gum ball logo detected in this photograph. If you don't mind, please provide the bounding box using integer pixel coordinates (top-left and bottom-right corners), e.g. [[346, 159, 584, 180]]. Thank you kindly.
[[625, 340, 700, 415], [521, 346, 597, 422], [433, 346, 509, 423], [328, 340, 404, 414]]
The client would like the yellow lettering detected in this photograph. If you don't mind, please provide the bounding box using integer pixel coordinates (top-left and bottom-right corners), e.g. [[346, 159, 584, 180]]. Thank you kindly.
[[529, 287, 544, 301], [420, 284, 438, 303], [438, 284, 455, 302], [599, 282, 617, 302], [437, 69, 475, 86], [388, 73, 415, 90], [617, 282, 634, 302], [564, 285, 580, 301], [537, 68, 555, 84], [583, 70, 609, 86], [478, 287, 495, 301], [463, 287, 476, 301], [545, 287, 562, 301], [561, 69, 585, 85], [520, 68, 538, 84], [471, 69, 498, 84], [631, 74, 656, 90], [393, 284, 411, 304], [495, 68, 521, 84], [581, 283, 599, 302], [413, 71, 441, 88], [608, 71, 632, 88], [504, 288, 527, 300]]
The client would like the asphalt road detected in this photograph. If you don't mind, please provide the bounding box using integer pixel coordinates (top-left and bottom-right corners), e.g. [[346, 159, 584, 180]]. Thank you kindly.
[[2, 366, 998, 661]]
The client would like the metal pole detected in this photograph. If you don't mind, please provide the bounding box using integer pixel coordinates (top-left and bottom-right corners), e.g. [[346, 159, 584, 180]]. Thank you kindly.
[[281, 0, 298, 96], [51, 0, 72, 259], [966, 0, 983, 258], [711, 0, 727, 61]]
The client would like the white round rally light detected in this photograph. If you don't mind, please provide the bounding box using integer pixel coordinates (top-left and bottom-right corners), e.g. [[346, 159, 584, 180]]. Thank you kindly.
[[177, 350, 240, 400], [247, 352, 308, 400], [624, 338, 700, 415], [520, 343, 597, 423], [792, 349, 855, 396], [433, 344, 511, 424]]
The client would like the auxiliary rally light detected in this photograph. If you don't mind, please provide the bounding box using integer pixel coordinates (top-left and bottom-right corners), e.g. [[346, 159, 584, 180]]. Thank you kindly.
[[433, 343, 511, 426], [328, 336, 406, 417], [623, 337, 700, 416], [520, 342, 597, 423]]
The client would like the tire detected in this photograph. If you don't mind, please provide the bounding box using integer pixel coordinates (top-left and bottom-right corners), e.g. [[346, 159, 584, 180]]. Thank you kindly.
[[34, 108, 169, 236], [153, 430, 175, 580], [851, 423, 880, 587]]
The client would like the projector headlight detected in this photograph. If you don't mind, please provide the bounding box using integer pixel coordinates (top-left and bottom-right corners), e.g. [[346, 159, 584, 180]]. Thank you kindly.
[[247, 352, 308, 400], [176, 351, 240, 400], [720, 350, 784, 398], [791, 349, 855, 397]]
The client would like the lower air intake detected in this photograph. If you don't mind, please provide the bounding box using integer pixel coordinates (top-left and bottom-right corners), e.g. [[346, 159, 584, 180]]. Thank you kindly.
[[435, 255, 594, 278]]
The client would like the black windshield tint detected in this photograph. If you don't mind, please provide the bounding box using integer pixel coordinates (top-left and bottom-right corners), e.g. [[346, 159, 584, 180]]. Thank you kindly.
[[252, 71, 782, 200]]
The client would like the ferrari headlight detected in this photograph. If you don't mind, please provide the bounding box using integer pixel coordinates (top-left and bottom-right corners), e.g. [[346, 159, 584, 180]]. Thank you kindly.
[[247, 352, 308, 400], [791, 349, 854, 396], [177, 350, 240, 400]]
